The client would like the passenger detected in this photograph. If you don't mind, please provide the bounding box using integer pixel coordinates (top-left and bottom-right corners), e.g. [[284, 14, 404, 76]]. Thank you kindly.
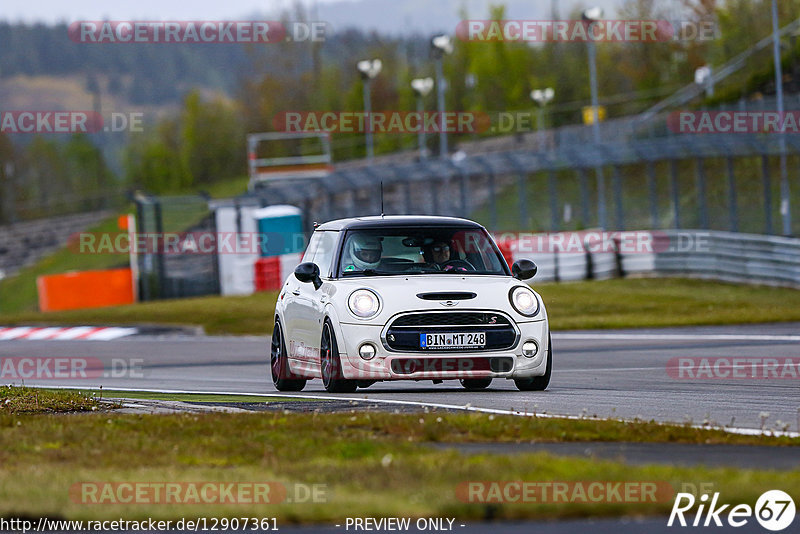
[[343, 234, 382, 272]]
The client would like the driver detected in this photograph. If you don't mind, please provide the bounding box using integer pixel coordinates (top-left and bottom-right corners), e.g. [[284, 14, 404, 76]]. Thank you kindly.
[[427, 241, 451, 266], [344, 234, 382, 272], [422, 240, 455, 270]]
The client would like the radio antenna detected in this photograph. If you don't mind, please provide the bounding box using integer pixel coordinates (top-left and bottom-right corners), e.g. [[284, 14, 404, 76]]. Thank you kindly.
[[380, 181, 385, 218]]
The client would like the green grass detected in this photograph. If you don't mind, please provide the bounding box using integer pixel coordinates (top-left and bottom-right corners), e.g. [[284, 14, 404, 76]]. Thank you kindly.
[[96, 390, 310, 403], [0, 386, 99, 414], [0, 410, 797, 522], [2, 278, 800, 335], [203, 175, 249, 199], [0, 215, 131, 315], [536, 277, 800, 330]]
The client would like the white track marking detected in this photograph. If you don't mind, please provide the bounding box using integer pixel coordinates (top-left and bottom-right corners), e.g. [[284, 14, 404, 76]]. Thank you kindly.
[[0, 327, 34, 340], [22, 327, 64, 340], [0, 326, 139, 341], [50, 327, 97, 340], [27, 385, 799, 439], [85, 327, 138, 341]]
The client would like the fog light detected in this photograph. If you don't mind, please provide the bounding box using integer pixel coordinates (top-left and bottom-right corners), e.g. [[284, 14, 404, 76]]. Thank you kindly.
[[358, 343, 377, 360], [522, 340, 538, 358]]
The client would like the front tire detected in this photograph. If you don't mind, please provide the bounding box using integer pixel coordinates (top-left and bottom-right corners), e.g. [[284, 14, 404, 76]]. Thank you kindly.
[[460, 378, 492, 390], [320, 321, 357, 393], [514, 333, 552, 391], [270, 321, 306, 392]]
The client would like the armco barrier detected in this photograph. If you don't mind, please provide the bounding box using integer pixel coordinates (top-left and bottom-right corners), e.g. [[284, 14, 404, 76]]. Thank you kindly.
[[503, 230, 800, 288], [37, 268, 134, 312], [654, 230, 800, 287]]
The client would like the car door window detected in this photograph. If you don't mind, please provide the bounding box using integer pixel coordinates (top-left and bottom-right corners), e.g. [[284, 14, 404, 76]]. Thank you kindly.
[[310, 231, 337, 278], [302, 232, 322, 264]]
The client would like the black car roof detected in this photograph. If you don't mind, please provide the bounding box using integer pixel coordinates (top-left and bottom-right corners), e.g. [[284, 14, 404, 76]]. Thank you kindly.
[[315, 215, 485, 231]]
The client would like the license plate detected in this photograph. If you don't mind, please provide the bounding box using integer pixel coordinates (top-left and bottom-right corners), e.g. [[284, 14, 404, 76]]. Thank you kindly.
[[420, 332, 486, 349]]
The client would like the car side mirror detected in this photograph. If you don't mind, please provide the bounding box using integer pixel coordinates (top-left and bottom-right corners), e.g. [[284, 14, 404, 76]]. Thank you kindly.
[[294, 262, 322, 290], [512, 259, 537, 281]]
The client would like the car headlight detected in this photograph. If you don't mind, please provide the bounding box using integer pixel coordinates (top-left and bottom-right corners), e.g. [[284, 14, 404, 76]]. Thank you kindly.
[[348, 289, 381, 319], [509, 286, 539, 317]]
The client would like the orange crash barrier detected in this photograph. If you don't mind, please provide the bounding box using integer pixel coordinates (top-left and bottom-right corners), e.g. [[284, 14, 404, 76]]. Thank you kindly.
[[37, 268, 134, 312]]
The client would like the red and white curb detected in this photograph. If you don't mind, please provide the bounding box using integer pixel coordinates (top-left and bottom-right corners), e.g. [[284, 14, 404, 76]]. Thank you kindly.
[[0, 326, 138, 341]]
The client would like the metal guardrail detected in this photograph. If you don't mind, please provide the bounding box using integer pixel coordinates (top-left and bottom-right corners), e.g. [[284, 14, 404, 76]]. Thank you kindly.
[[652, 230, 800, 287], [506, 230, 800, 288]]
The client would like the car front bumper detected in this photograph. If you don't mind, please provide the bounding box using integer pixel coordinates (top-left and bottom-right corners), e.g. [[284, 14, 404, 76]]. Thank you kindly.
[[334, 319, 549, 381]]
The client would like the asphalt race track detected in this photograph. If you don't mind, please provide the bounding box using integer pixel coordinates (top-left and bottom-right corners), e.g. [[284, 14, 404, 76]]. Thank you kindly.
[[3, 322, 800, 433]]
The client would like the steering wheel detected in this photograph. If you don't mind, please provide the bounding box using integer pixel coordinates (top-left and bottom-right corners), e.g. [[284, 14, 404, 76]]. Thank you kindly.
[[441, 259, 475, 272]]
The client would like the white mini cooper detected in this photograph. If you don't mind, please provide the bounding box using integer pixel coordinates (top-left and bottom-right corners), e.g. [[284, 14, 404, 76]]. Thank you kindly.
[[271, 216, 551, 393]]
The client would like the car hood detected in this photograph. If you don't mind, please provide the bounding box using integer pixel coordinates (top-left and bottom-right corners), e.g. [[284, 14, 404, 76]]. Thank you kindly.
[[325, 275, 546, 325]]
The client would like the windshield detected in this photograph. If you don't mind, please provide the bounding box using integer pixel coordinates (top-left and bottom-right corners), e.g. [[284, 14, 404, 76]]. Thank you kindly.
[[338, 227, 508, 277]]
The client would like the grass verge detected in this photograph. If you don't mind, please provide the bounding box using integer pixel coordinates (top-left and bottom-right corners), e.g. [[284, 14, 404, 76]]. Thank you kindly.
[[0, 386, 99, 414], [2, 278, 800, 335], [0, 409, 797, 522], [97, 390, 312, 403]]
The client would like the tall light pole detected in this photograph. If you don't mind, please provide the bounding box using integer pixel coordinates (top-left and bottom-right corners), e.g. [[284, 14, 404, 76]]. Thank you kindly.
[[411, 77, 434, 159], [357, 58, 382, 161], [430, 34, 454, 158], [583, 7, 607, 230], [772, 0, 792, 235], [531, 87, 555, 149]]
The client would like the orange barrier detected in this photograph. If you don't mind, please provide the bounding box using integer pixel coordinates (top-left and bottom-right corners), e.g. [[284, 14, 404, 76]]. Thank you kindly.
[[37, 268, 134, 312]]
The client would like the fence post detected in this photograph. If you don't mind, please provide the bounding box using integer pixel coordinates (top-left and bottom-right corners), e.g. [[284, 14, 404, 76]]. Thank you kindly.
[[460, 172, 469, 218], [503, 153, 528, 230], [670, 159, 681, 229], [135, 198, 149, 302], [695, 158, 709, 229], [473, 156, 497, 231], [327, 191, 337, 220], [726, 156, 739, 232], [577, 167, 590, 228], [761, 155, 774, 234], [612, 165, 624, 230], [548, 170, 559, 232], [647, 161, 658, 228], [153, 199, 166, 299]]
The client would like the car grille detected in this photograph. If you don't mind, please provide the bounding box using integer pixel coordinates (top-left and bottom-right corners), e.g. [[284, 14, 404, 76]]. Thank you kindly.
[[391, 312, 512, 327], [385, 311, 517, 352], [391, 356, 514, 374]]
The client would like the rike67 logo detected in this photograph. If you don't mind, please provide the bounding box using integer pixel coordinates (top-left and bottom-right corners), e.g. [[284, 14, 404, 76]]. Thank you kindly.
[[668, 490, 796, 531]]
